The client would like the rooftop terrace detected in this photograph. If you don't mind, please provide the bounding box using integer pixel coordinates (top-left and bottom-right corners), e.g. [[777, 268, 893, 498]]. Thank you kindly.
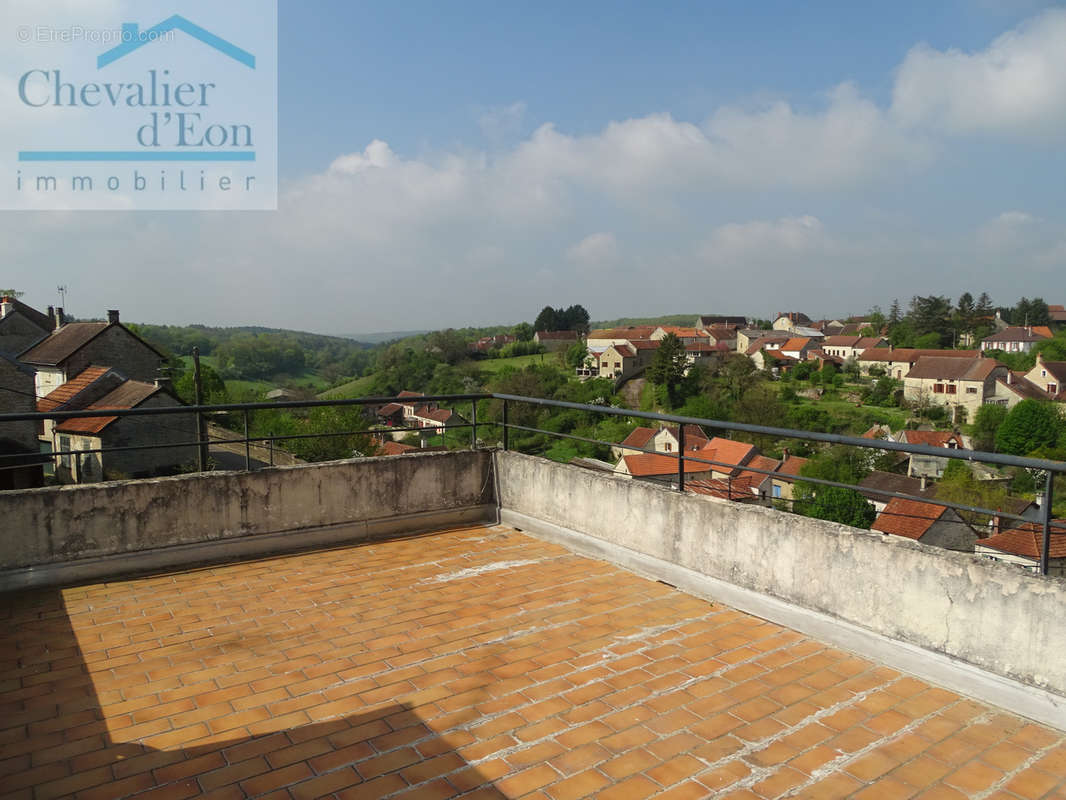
[[5, 525, 1065, 800]]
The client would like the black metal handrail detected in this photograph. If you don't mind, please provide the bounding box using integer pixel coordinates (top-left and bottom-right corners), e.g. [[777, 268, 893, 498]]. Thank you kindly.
[[1, 391, 1062, 574]]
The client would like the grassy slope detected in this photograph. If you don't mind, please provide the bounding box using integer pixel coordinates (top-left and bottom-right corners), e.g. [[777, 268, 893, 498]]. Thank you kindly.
[[180, 355, 328, 396]]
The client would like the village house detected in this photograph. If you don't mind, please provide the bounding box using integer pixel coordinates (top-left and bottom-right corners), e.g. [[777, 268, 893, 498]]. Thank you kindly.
[[980, 326, 1052, 354], [585, 326, 658, 351], [975, 520, 1066, 577], [903, 356, 1007, 422], [770, 453, 809, 503], [649, 326, 708, 344], [872, 498, 979, 552], [735, 329, 788, 354], [1047, 304, 1066, 324], [614, 436, 757, 488], [986, 371, 1053, 408], [820, 335, 888, 361], [611, 424, 709, 460], [18, 310, 166, 398], [39, 372, 195, 483], [1019, 353, 1066, 401], [469, 333, 516, 353], [857, 471, 926, 513], [750, 347, 796, 374], [779, 337, 818, 361], [0, 353, 47, 490], [772, 312, 812, 332], [856, 348, 980, 379], [0, 296, 56, 356], [894, 430, 969, 480], [533, 330, 580, 352], [376, 391, 468, 437]]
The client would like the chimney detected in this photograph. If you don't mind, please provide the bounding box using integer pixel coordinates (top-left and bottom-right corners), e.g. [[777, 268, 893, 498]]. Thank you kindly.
[[55, 307, 65, 328], [920, 475, 927, 491], [154, 375, 172, 391], [107, 309, 120, 325], [1007, 371, 1012, 385], [888, 343, 894, 352], [782, 447, 790, 460], [0, 297, 12, 319], [46, 305, 56, 330], [992, 514, 1001, 535]]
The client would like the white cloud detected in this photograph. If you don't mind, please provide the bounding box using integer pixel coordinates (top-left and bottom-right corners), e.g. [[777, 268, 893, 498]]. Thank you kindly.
[[478, 101, 527, 143], [892, 8, 1066, 136]]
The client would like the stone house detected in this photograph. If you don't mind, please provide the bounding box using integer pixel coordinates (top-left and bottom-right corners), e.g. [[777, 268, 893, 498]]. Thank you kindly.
[[856, 348, 980, 379], [0, 296, 55, 356], [980, 326, 1052, 354], [894, 430, 969, 480], [872, 498, 979, 552], [611, 424, 709, 460], [48, 378, 196, 483], [975, 520, 1066, 577], [19, 310, 166, 398], [0, 353, 47, 490], [903, 356, 1007, 421]]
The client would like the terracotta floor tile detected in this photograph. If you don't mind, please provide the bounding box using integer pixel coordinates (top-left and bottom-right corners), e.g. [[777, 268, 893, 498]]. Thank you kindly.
[[0, 526, 1061, 800]]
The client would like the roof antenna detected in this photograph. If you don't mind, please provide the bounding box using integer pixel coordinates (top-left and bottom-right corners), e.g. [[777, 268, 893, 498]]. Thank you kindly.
[[57, 285, 68, 309]]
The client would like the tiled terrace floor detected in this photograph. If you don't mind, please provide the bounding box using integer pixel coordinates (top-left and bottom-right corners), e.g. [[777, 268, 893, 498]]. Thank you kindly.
[[2, 526, 1065, 800]]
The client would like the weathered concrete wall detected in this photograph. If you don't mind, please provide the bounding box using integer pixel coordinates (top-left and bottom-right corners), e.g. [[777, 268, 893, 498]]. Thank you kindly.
[[0, 451, 494, 588], [496, 450, 1066, 699]]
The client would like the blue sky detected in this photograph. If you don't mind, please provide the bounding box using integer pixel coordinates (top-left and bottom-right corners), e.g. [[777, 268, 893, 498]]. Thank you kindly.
[[4, 0, 1066, 333]]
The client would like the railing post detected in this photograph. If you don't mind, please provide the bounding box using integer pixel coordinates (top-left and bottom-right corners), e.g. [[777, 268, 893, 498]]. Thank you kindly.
[[677, 425, 686, 493], [471, 401, 478, 450], [243, 409, 251, 472], [1040, 470, 1055, 576], [192, 347, 208, 473], [502, 400, 509, 451], [269, 437, 274, 467]]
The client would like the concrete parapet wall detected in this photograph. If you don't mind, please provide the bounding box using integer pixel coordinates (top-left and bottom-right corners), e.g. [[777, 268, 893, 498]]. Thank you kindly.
[[495, 451, 1066, 702], [0, 451, 494, 589]]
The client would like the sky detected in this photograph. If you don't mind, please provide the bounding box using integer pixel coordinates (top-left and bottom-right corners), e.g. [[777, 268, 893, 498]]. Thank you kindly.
[[3, 0, 1066, 335]]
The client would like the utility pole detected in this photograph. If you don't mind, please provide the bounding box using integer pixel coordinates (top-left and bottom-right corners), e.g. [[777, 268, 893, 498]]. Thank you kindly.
[[192, 347, 209, 472]]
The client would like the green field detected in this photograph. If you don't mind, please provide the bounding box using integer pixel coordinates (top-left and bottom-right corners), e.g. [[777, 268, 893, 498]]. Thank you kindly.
[[319, 374, 376, 399], [476, 353, 565, 375], [179, 355, 329, 398]]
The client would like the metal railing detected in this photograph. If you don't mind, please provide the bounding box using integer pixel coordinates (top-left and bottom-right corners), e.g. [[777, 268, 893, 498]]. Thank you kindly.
[[1, 392, 1063, 575]]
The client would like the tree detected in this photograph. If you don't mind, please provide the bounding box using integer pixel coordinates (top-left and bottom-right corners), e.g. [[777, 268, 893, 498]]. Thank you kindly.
[[909, 295, 953, 345], [1013, 297, 1050, 327], [802, 487, 877, 529], [645, 333, 688, 408], [564, 340, 589, 370], [995, 399, 1062, 456], [975, 292, 994, 322], [425, 329, 469, 366], [0, 288, 24, 298], [561, 304, 591, 334], [174, 364, 227, 406], [533, 306, 561, 332], [512, 322, 534, 342], [972, 404, 1008, 451], [888, 299, 902, 326], [794, 446, 876, 528]]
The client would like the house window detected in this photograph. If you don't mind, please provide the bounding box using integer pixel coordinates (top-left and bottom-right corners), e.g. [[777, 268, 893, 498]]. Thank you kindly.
[[1049, 384, 1058, 394], [934, 384, 945, 394], [946, 385, 956, 395], [966, 387, 978, 394], [773, 484, 781, 498], [664, 443, 672, 452], [614, 362, 620, 369], [58, 435, 71, 468], [601, 361, 608, 368], [40, 440, 53, 477]]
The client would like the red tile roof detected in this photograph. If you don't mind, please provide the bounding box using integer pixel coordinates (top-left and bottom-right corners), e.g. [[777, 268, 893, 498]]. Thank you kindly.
[[691, 437, 756, 476], [380, 441, 419, 455], [628, 339, 661, 351], [899, 430, 965, 448], [776, 455, 809, 478], [976, 521, 1066, 560], [623, 452, 713, 478], [781, 338, 812, 352], [858, 348, 980, 363], [686, 476, 759, 501], [871, 498, 947, 540], [37, 366, 113, 412], [55, 380, 163, 435], [906, 356, 1001, 382], [982, 326, 1053, 344], [736, 455, 780, 485], [619, 427, 656, 449]]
